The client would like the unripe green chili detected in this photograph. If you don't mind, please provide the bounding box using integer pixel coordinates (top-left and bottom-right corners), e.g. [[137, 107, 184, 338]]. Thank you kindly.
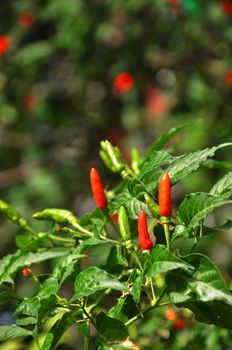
[[118, 206, 133, 250], [33, 208, 93, 237], [100, 140, 125, 172], [131, 148, 141, 174], [33, 209, 78, 225], [144, 194, 160, 218], [99, 150, 117, 173], [0, 200, 33, 233]]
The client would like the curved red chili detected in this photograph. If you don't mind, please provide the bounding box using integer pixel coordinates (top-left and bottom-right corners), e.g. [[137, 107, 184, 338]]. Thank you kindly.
[[90, 168, 108, 209], [138, 211, 153, 251], [158, 172, 172, 216]]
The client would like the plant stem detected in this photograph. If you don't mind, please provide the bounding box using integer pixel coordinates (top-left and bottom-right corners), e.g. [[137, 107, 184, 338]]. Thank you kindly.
[[83, 320, 90, 350], [163, 223, 170, 250], [131, 249, 143, 271], [125, 285, 167, 327], [149, 277, 156, 303], [87, 288, 112, 313]]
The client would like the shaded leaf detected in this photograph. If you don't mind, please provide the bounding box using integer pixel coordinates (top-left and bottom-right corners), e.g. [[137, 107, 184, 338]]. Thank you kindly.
[[167, 143, 232, 185], [146, 245, 194, 277], [0, 325, 32, 341], [166, 253, 232, 329], [176, 193, 232, 229], [210, 172, 232, 198], [96, 312, 128, 343], [74, 267, 128, 299], [143, 124, 188, 161]]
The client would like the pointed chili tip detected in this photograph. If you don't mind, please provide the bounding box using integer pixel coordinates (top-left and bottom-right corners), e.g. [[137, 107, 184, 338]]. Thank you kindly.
[[162, 172, 170, 180]]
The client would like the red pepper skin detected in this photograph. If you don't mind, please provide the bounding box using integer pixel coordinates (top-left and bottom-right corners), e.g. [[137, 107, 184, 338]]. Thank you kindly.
[[114, 73, 134, 93], [90, 168, 108, 209], [158, 172, 172, 216], [0, 35, 10, 55], [138, 211, 153, 251], [22, 268, 31, 277], [110, 213, 118, 224], [172, 318, 185, 331]]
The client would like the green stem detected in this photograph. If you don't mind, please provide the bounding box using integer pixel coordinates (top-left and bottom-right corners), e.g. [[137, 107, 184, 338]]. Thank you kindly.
[[149, 277, 156, 304], [87, 288, 112, 314], [72, 222, 93, 237], [48, 234, 75, 244], [131, 249, 143, 271], [125, 285, 167, 326], [164, 223, 170, 250], [83, 320, 90, 350]]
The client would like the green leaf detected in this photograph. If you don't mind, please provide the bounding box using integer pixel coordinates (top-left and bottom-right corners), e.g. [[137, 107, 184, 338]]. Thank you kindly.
[[166, 253, 232, 329], [96, 312, 128, 343], [0, 284, 14, 309], [131, 271, 143, 304], [171, 225, 189, 242], [143, 124, 188, 161], [146, 245, 194, 277], [0, 325, 32, 341], [74, 267, 128, 298], [111, 179, 151, 219], [80, 208, 107, 238], [0, 248, 69, 284], [139, 151, 176, 178], [41, 313, 74, 350], [16, 317, 37, 326], [53, 238, 106, 286], [38, 277, 59, 299], [210, 172, 232, 198], [176, 193, 232, 229], [15, 297, 40, 316], [104, 246, 128, 273], [167, 143, 232, 185]]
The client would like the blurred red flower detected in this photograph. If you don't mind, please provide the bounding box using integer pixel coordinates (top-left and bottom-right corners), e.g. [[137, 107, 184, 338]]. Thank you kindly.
[[226, 69, 232, 87], [0, 35, 10, 55], [18, 12, 35, 28], [114, 72, 134, 93], [221, 0, 232, 16]]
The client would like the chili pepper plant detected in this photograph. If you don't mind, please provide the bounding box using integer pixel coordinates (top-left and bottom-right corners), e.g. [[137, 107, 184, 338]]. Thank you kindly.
[[0, 125, 232, 349]]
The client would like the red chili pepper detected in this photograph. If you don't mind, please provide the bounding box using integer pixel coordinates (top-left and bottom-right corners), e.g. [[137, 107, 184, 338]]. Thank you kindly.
[[23, 92, 38, 109], [172, 318, 185, 331], [114, 72, 134, 93], [18, 12, 35, 28], [226, 69, 232, 87], [90, 167, 108, 209], [0, 35, 10, 55], [22, 268, 31, 277], [110, 213, 118, 224], [158, 172, 172, 216], [165, 307, 177, 321], [138, 211, 153, 251], [221, 0, 232, 16]]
